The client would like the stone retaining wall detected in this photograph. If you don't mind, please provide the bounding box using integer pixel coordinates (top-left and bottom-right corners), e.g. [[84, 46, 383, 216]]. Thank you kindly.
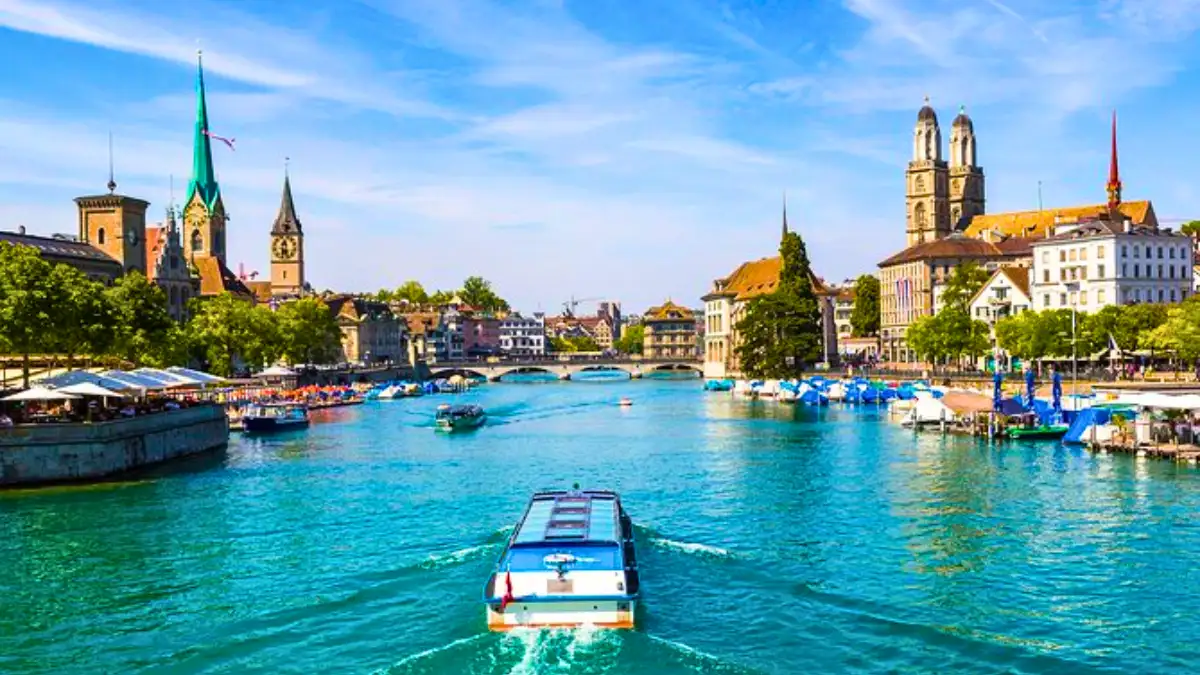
[[0, 404, 229, 487]]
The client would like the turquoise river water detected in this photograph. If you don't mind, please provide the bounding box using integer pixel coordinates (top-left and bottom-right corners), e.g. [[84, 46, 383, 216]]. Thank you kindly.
[[3, 377, 1200, 674]]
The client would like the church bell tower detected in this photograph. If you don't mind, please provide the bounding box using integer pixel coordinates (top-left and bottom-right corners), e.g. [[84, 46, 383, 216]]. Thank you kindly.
[[948, 105, 985, 229], [182, 50, 228, 265], [905, 97, 950, 246], [269, 166, 305, 296]]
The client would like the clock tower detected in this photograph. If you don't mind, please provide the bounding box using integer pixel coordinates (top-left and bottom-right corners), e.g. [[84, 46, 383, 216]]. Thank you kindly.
[[269, 169, 305, 296]]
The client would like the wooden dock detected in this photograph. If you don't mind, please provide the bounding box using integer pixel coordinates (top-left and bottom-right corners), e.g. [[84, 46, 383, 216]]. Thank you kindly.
[[1086, 442, 1200, 462]]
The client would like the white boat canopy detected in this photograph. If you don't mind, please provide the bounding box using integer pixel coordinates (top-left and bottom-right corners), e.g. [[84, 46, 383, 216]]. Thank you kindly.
[[2, 386, 81, 401], [257, 365, 297, 378], [57, 382, 128, 398]]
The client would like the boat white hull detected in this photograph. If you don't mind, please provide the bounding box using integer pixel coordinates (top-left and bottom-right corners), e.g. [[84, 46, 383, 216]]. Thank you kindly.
[[487, 599, 636, 631]]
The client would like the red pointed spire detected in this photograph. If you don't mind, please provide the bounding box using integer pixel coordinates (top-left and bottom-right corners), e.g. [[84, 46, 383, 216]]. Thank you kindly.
[[1106, 110, 1122, 211]]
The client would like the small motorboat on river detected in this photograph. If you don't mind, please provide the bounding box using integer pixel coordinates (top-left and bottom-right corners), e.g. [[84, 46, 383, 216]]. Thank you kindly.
[[242, 402, 310, 434], [435, 404, 486, 431], [484, 487, 640, 631]]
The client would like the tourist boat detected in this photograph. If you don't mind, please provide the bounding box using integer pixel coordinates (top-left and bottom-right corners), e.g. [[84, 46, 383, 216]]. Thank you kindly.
[[1008, 424, 1070, 440], [435, 404, 486, 431], [242, 402, 310, 433], [484, 488, 639, 631]]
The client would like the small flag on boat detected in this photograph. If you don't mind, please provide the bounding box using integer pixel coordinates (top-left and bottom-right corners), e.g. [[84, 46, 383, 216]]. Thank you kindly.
[[203, 129, 236, 151], [499, 570, 514, 611]]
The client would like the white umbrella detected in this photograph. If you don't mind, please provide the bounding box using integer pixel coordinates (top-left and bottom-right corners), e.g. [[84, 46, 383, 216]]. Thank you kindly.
[[257, 365, 297, 377], [2, 386, 80, 401], [57, 382, 127, 398]]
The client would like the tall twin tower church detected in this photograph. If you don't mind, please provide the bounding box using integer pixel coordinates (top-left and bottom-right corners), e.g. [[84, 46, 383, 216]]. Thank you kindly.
[[905, 98, 986, 247]]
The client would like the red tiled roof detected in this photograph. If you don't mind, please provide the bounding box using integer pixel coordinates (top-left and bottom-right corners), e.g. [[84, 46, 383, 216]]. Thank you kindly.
[[878, 235, 1034, 267], [194, 256, 254, 299]]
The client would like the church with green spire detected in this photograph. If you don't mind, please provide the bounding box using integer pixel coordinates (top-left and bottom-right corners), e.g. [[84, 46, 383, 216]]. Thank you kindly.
[[182, 51, 252, 301]]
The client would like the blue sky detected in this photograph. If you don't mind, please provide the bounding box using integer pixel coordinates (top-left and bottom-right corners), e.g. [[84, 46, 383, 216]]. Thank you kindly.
[[1, 0, 1198, 314]]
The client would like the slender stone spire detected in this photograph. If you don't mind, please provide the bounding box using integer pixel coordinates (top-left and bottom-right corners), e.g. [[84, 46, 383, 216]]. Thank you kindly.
[[107, 131, 116, 193], [272, 160, 302, 234], [186, 50, 220, 211], [1106, 110, 1122, 212], [781, 190, 789, 241]]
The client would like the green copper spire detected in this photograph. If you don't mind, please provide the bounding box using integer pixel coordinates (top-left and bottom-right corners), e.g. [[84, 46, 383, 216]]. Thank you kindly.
[[186, 50, 220, 212]]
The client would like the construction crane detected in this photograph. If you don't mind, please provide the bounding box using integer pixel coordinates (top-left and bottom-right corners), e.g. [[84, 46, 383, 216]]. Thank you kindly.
[[563, 295, 602, 318]]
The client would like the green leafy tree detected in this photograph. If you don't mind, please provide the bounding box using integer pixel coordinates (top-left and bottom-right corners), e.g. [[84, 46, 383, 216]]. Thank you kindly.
[[49, 264, 115, 368], [905, 314, 941, 364], [571, 336, 600, 352], [105, 272, 175, 368], [242, 305, 283, 371], [940, 261, 991, 312], [735, 293, 791, 378], [276, 297, 342, 365], [186, 294, 281, 376], [776, 231, 824, 366], [735, 231, 824, 378], [0, 242, 59, 386], [550, 336, 577, 353], [937, 307, 991, 361], [459, 276, 509, 313], [394, 280, 429, 306], [428, 289, 454, 306], [614, 324, 644, 355], [1080, 303, 1167, 355], [849, 274, 880, 337], [1142, 296, 1200, 360], [1181, 220, 1200, 237]]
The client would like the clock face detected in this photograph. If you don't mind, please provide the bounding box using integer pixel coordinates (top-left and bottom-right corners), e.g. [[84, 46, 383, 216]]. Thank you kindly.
[[273, 236, 298, 260]]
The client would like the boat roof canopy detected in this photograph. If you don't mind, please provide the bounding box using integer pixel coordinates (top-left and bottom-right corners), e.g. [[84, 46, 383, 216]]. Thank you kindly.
[[512, 491, 620, 546]]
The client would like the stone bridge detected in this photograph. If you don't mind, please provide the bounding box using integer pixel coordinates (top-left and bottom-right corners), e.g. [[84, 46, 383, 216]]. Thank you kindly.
[[426, 357, 702, 381]]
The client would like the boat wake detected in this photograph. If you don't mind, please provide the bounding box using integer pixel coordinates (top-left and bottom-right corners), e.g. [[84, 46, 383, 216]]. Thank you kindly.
[[646, 536, 734, 560], [419, 543, 497, 570], [376, 628, 623, 674], [644, 635, 764, 673]]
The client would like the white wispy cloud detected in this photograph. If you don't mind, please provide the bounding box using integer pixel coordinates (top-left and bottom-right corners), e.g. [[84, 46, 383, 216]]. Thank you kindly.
[[2, 0, 1198, 310], [0, 0, 454, 119]]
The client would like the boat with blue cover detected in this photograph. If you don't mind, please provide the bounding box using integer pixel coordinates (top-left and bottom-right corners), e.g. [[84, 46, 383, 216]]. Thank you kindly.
[[242, 402, 309, 433], [484, 488, 639, 631]]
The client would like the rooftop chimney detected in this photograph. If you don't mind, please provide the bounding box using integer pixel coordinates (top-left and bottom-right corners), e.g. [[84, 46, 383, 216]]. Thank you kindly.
[[18, 225, 26, 235], [1123, 218, 1132, 233]]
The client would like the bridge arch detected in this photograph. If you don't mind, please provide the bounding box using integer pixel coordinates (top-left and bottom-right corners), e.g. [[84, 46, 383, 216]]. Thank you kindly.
[[428, 367, 489, 380], [575, 364, 634, 377], [642, 362, 702, 376]]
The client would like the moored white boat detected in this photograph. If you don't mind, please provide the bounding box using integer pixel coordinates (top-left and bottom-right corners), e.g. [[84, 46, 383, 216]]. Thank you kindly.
[[484, 488, 639, 631], [242, 402, 309, 433]]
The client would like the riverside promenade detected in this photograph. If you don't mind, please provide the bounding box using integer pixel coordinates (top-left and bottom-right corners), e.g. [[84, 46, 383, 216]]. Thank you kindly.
[[0, 404, 228, 487]]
